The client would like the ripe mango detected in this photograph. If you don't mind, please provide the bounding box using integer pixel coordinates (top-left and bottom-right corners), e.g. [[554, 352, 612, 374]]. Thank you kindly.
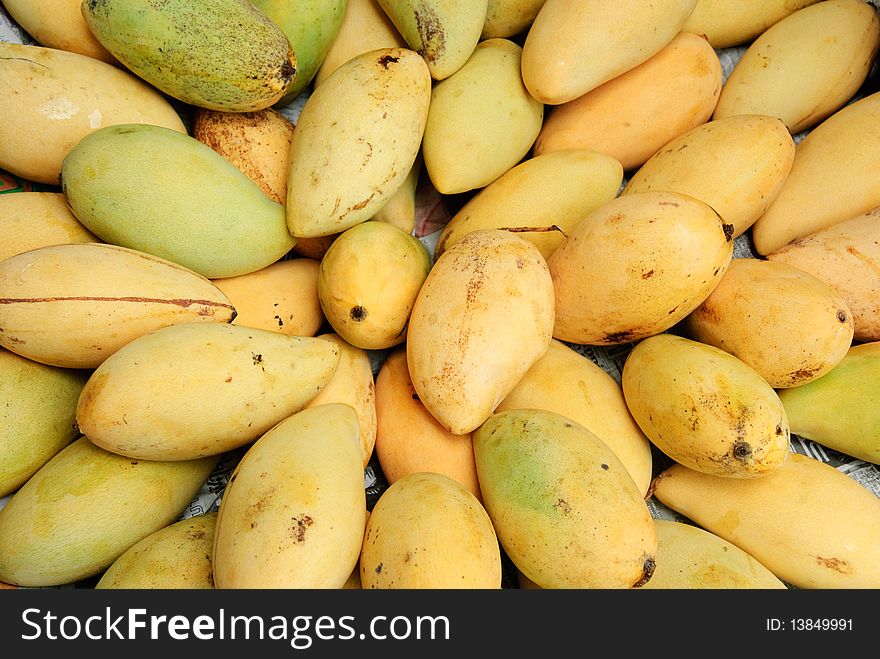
[[0, 192, 98, 263]]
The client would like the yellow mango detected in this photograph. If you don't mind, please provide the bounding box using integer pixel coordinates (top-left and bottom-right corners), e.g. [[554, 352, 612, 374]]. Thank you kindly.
[[286, 47, 431, 238], [682, 0, 823, 49], [213, 404, 366, 588], [76, 323, 340, 461], [622, 114, 795, 238], [1, 0, 115, 62], [0, 192, 98, 262], [533, 31, 722, 171], [422, 38, 544, 195], [406, 229, 555, 435], [0, 243, 236, 368], [95, 513, 217, 589], [496, 339, 653, 495], [0, 42, 185, 185], [766, 207, 880, 342], [521, 0, 698, 105], [0, 437, 217, 587], [370, 154, 422, 234], [482, 0, 546, 38], [751, 91, 880, 255], [360, 472, 501, 588], [434, 149, 623, 262], [652, 453, 880, 588], [622, 334, 790, 479], [374, 346, 481, 499], [683, 258, 854, 388], [473, 408, 657, 588], [713, 0, 880, 134], [548, 191, 733, 345]]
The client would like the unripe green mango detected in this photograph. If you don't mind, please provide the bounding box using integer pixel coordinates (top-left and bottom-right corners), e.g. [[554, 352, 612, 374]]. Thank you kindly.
[[81, 0, 297, 112], [61, 124, 296, 279], [0, 437, 217, 587], [0, 349, 89, 497]]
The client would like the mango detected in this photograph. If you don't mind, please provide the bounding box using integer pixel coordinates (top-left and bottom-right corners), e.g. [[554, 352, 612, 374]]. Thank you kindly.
[[0, 192, 98, 262], [371, 154, 422, 234], [81, 0, 297, 112], [61, 123, 296, 279], [683, 258, 854, 388], [1, 0, 115, 62], [0, 42, 186, 185], [406, 229, 555, 435], [213, 404, 366, 588], [0, 243, 236, 368], [547, 191, 733, 345], [286, 47, 431, 238], [422, 38, 543, 195], [482, 0, 546, 38], [95, 513, 217, 589], [777, 342, 880, 464], [0, 349, 88, 497], [76, 323, 340, 461], [473, 408, 657, 588], [652, 453, 880, 588], [622, 333, 790, 479], [0, 437, 217, 587], [681, 0, 823, 49]]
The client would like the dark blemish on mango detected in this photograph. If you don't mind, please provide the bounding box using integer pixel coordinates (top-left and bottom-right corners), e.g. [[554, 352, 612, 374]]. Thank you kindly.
[[837, 310, 848, 323], [722, 224, 735, 241], [601, 464, 609, 470], [252, 353, 263, 365], [553, 498, 571, 515], [603, 330, 635, 344], [291, 515, 314, 543], [733, 441, 752, 461], [375, 563, 383, 574], [414, 8, 445, 63], [816, 556, 850, 573], [632, 556, 656, 588], [641, 269, 654, 279], [350, 305, 367, 322], [378, 54, 399, 68]]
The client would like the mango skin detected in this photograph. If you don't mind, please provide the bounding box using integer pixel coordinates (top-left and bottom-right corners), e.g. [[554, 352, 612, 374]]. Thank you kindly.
[[360, 472, 501, 589], [81, 0, 297, 112], [95, 513, 217, 589], [2, 0, 116, 62], [0, 349, 89, 497], [61, 123, 296, 279], [652, 453, 880, 588], [473, 408, 657, 589], [0, 437, 217, 587], [212, 404, 366, 589], [681, 0, 823, 49], [0, 42, 186, 185], [622, 334, 790, 479], [0, 192, 98, 263], [777, 342, 880, 464], [482, 0, 546, 38]]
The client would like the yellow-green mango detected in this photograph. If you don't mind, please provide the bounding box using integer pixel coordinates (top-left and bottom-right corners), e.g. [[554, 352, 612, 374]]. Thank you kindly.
[[751, 91, 880, 255], [622, 334, 790, 479], [406, 230, 555, 436], [482, 0, 546, 38], [61, 123, 296, 279], [286, 47, 431, 238], [1, 0, 116, 62], [713, 0, 880, 134], [473, 408, 657, 588], [766, 208, 880, 342], [81, 0, 297, 112], [0, 349, 88, 497], [213, 404, 366, 588], [0, 437, 217, 587], [95, 513, 217, 589], [532, 31, 722, 172], [496, 339, 653, 495], [548, 191, 733, 345], [76, 323, 340, 461], [652, 453, 880, 588], [0, 192, 98, 262], [682, 0, 823, 49], [251, 0, 348, 105], [434, 149, 623, 262], [0, 243, 237, 369], [683, 259, 854, 388], [360, 472, 501, 588], [0, 42, 185, 185], [377, 0, 488, 80], [643, 520, 788, 589], [623, 115, 795, 238], [422, 38, 543, 195], [777, 342, 880, 464], [521, 0, 699, 105], [371, 154, 422, 234], [317, 220, 431, 350]]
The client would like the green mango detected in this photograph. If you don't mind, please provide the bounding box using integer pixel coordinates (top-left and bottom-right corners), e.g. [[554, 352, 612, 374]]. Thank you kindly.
[[252, 0, 349, 106], [0, 349, 89, 497], [81, 0, 297, 112], [0, 437, 217, 587], [778, 341, 880, 464], [61, 124, 296, 278]]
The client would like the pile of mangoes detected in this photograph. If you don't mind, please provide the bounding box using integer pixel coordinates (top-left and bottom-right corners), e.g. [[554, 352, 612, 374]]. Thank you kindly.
[[0, 0, 878, 590]]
